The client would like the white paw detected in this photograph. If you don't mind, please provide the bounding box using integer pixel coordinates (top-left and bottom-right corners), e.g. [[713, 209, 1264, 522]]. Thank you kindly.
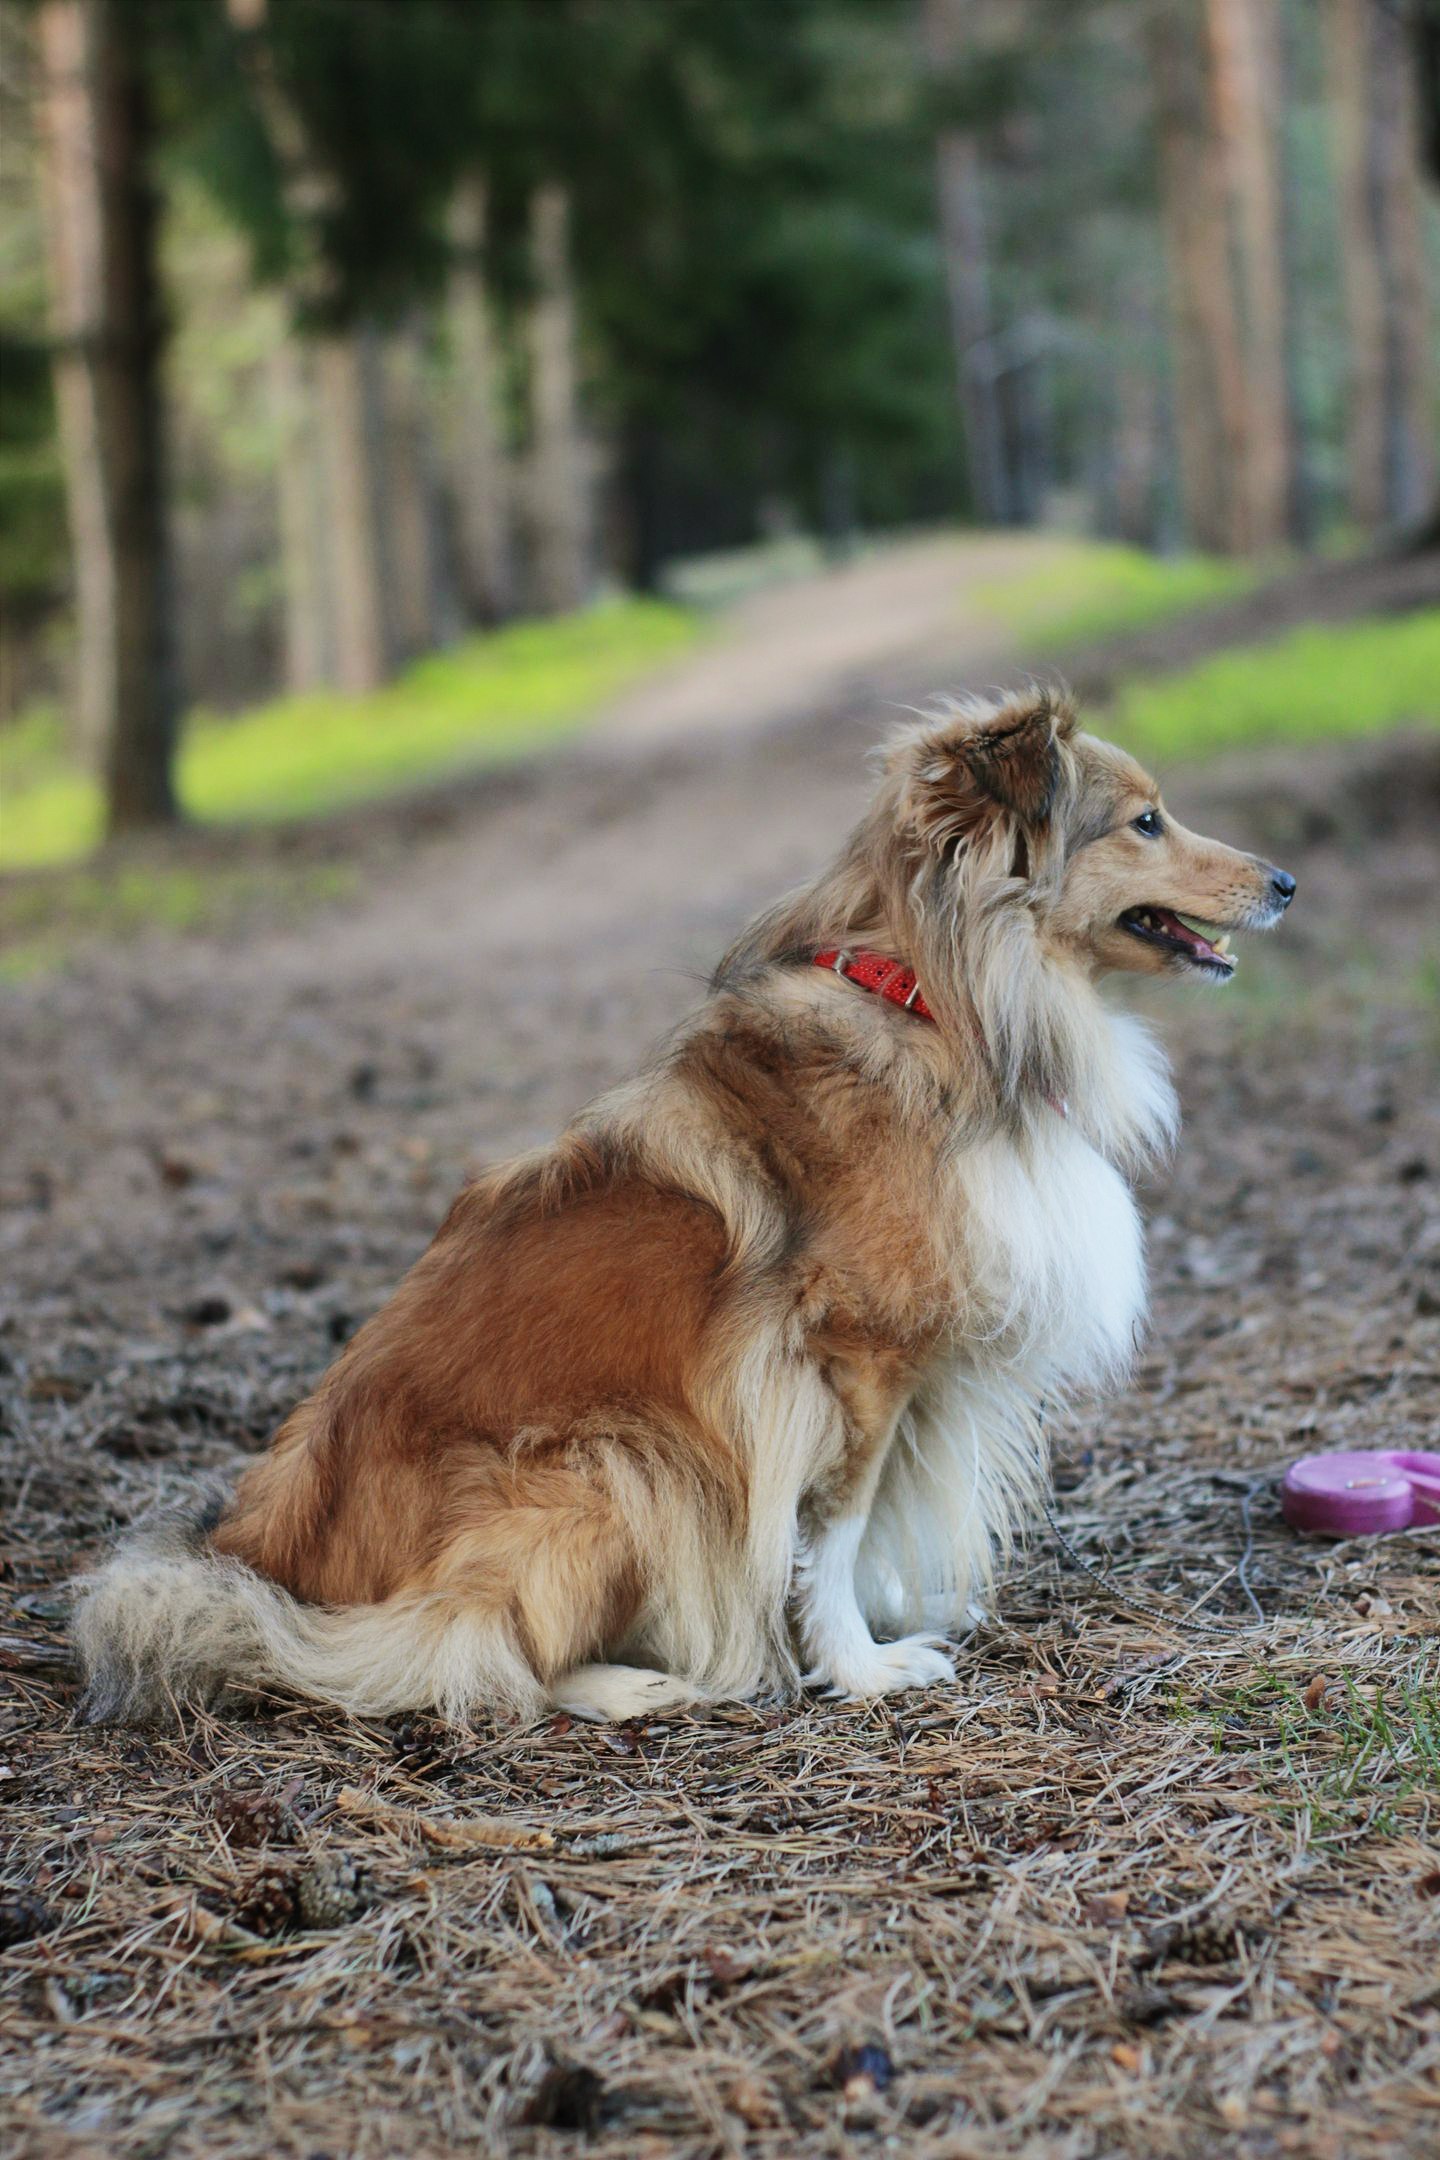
[[550, 1664, 700, 1722], [810, 1632, 956, 1700], [916, 1594, 988, 1634]]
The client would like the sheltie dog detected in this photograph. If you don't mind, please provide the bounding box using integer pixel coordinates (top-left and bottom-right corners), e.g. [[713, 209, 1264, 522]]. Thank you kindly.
[[74, 688, 1294, 1725]]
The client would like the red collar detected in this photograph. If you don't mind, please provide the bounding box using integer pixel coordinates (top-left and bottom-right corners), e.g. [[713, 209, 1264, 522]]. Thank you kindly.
[[811, 946, 1068, 1119], [813, 948, 932, 1020]]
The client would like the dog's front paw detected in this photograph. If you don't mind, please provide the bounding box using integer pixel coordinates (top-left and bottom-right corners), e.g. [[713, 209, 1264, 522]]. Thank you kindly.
[[812, 1631, 956, 1700], [917, 1595, 987, 1634]]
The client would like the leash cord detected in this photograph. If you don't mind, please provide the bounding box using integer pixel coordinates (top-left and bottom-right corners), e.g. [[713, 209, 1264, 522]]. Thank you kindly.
[[1041, 1479, 1270, 1640]]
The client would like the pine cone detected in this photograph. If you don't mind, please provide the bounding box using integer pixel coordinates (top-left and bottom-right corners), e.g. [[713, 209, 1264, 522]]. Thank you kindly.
[[231, 1866, 299, 1937], [211, 1788, 300, 1849], [0, 1894, 54, 1949], [1172, 1917, 1240, 1966], [830, 2043, 895, 2100], [390, 1716, 452, 1780], [296, 1851, 364, 1929]]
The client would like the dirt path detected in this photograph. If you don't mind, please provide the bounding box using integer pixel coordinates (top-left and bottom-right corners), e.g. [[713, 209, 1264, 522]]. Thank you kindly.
[[178, 530, 1072, 994], [591, 530, 1062, 748], [1, 543, 1437, 2160], [0, 534, 1076, 1245]]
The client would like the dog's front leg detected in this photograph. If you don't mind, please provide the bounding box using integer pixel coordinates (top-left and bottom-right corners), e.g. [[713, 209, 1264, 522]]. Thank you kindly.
[[794, 1392, 955, 1700]]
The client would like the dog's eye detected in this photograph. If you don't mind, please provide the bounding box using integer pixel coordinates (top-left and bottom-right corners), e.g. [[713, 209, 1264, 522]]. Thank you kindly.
[[1132, 808, 1164, 838]]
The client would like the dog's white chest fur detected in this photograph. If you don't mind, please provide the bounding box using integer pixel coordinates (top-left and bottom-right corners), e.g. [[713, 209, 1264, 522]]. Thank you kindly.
[[853, 1121, 1144, 1645], [945, 1004, 1173, 1398], [853, 1016, 1169, 1644], [955, 1113, 1145, 1395]]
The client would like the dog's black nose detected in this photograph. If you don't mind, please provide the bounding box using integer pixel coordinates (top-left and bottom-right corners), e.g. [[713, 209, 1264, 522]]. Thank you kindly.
[[1270, 867, 1296, 906]]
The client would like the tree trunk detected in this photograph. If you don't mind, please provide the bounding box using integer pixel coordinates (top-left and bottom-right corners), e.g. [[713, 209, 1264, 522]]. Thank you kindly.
[[1206, 0, 1298, 549], [924, 0, 1010, 526], [1405, 0, 1440, 547], [1109, 287, 1163, 547], [445, 174, 513, 624], [525, 181, 588, 614], [1419, 0, 1440, 178], [37, 0, 177, 833], [267, 338, 333, 692], [382, 325, 446, 666], [313, 328, 391, 694], [1150, 0, 1252, 554], [1276, 0, 1317, 544], [1325, 0, 1435, 532], [229, 0, 392, 687], [616, 416, 667, 595]]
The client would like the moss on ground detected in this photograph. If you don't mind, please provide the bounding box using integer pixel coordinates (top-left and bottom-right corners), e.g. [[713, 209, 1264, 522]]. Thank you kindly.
[[1111, 609, 1440, 765], [975, 539, 1253, 650]]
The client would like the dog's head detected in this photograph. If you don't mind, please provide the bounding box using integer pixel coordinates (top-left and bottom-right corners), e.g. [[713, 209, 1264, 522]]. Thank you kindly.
[[887, 687, 1294, 989], [717, 685, 1293, 1142]]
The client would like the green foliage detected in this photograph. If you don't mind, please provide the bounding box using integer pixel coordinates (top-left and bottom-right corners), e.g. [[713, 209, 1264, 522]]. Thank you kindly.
[[174, 0, 957, 525], [1112, 611, 1440, 764], [976, 542, 1253, 650], [0, 600, 696, 871], [978, 549, 1439, 763]]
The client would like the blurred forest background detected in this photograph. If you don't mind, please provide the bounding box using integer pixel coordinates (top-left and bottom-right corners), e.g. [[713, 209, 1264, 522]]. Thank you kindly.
[[0, 0, 1437, 860]]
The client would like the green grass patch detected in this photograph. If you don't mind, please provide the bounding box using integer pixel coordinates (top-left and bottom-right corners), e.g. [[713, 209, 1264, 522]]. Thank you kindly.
[[1197, 1669, 1440, 1843], [1110, 608, 1440, 765], [976, 539, 1253, 651], [0, 599, 698, 872]]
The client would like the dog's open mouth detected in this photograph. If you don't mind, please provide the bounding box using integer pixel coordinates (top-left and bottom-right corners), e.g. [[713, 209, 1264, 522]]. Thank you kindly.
[[1119, 906, 1237, 976]]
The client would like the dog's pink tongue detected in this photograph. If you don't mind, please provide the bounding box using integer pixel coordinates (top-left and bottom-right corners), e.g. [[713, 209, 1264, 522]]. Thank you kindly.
[[1154, 907, 1218, 959]]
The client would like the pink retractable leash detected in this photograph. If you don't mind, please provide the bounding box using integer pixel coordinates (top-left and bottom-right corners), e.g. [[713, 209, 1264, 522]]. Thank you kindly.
[[1043, 1430, 1438, 1637], [1281, 1450, 1440, 1538]]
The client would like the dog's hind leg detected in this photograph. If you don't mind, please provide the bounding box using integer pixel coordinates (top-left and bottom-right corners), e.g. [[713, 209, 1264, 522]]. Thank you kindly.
[[429, 1438, 735, 1723], [548, 1664, 703, 1721]]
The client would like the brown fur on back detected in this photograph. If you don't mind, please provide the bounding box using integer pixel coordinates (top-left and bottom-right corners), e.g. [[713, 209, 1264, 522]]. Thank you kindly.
[[214, 1174, 738, 1610]]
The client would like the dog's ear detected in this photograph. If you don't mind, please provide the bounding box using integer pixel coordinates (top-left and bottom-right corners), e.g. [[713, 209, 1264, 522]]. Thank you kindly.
[[899, 690, 1074, 849], [961, 698, 1067, 821]]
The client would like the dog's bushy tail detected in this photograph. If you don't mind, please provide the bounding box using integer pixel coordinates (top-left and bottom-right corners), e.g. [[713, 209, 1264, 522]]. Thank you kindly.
[[71, 1488, 240, 1722], [70, 1488, 550, 1726]]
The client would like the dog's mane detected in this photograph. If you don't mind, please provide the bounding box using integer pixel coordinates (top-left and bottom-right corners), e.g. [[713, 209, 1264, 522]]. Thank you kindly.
[[715, 689, 1176, 1175]]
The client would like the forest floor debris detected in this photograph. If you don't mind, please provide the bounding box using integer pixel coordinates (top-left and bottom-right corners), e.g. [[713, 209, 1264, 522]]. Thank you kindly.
[[2, 614, 1436, 2156]]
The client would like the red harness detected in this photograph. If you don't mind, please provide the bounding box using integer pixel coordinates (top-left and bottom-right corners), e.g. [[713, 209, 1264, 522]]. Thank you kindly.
[[812, 947, 933, 1020], [811, 946, 1068, 1119]]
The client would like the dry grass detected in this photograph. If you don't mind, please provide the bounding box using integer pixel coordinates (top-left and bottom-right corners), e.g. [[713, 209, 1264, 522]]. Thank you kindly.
[[2, 1523, 1436, 2159], [2, 724, 1438, 2158]]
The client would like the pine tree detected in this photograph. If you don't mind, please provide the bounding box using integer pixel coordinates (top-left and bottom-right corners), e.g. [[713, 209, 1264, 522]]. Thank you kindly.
[[1207, 0, 1299, 549], [226, 0, 392, 691], [266, 338, 332, 691], [923, 0, 1011, 524], [1150, 0, 1252, 553], [36, 0, 177, 832], [1324, 0, 1435, 532], [525, 181, 588, 615], [445, 173, 514, 625]]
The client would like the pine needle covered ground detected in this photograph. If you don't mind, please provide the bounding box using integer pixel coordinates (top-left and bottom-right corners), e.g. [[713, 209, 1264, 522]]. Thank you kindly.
[[2, 626, 1436, 2157]]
